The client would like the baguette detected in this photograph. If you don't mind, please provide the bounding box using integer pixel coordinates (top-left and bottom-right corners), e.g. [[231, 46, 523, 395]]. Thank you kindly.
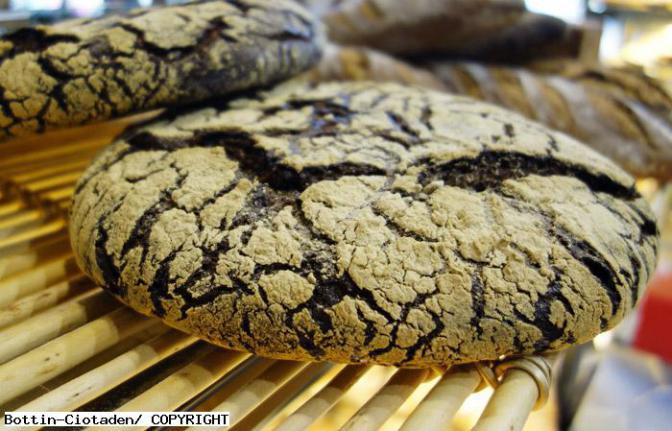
[[426, 61, 672, 180]]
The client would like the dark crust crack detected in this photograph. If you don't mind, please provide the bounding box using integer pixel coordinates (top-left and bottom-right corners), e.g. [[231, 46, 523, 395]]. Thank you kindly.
[[419, 150, 638, 200]]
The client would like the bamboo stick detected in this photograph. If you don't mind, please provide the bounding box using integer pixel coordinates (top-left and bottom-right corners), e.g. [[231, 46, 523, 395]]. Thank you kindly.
[[0, 152, 96, 184], [2, 123, 117, 155], [0, 307, 155, 405], [472, 369, 538, 431], [339, 368, 430, 431], [21, 171, 82, 194], [258, 364, 344, 431], [0, 274, 93, 329], [0, 253, 78, 308], [0, 138, 107, 170], [0, 218, 67, 251], [178, 356, 277, 414], [0, 209, 44, 231], [99, 348, 248, 427], [10, 159, 90, 185], [57, 200, 71, 212], [0, 288, 116, 364], [0, 210, 46, 241], [0, 112, 155, 159], [0, 225, 65, 250], [274, 365, 369, 431], [37, 186, 75, 204], [15, 330, 198, 413], [399, 366, 482, 431], [0, 234, 70, 280], [236, 363, 329, 431], [0, 199, 26, 218], [201, 361, 309, 426]]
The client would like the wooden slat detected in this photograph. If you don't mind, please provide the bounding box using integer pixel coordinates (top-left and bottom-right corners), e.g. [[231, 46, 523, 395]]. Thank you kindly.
[[0, 152, 93, 179], [57, 200, 71, 212], [0, 233, 70, 280], [10, 159, 90, 185], [0, 253, 77, 307], [0, 274, 93, 329], [0, 219, 67, 251], [339, 368, 430, 431], [15, 329, 197, 413], [0, 209, 45, 232], [274, 365, 369, 431], [0, 138, 107, 170], [21, 171, 82, 194], [174, 356, 275, 415], [0, 116, 137, 157], [472, 369, 539, 431], [0, 199, 26, 218], [95, 348, 248, 431], [36, 186, 75, 205], [399, 366, 482, 431], [202, 361, 309, 424], [0, 289, 116, 364], [0, 308, 155, 405], [235, 363, 330, 431]]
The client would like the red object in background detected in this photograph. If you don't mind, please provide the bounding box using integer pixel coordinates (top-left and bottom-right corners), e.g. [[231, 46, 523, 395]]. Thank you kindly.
[[633, 266, 672, 363]]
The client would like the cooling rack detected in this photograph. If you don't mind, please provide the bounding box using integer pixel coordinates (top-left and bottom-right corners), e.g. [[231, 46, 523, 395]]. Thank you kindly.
[[0, 116, 553, 431]]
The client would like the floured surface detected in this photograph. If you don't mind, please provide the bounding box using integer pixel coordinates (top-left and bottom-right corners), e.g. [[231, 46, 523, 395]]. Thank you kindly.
[[0, 0, 322, 139], [70, 81, 659, 367]]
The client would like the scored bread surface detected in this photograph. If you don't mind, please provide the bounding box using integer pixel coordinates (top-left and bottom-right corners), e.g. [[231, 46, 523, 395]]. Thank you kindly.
[[427, 61, 672, 180], [0, 0, 321, 139], [70, 81, 659, 367]]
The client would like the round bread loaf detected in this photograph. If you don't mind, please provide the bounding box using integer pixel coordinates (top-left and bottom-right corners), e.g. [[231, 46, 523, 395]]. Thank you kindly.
[[0, 0, 322, 139], [70, 81, 659, 367]]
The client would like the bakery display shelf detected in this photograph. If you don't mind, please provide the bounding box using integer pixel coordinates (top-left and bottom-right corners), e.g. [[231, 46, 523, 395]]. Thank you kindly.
[[0, 118, 553, 431]]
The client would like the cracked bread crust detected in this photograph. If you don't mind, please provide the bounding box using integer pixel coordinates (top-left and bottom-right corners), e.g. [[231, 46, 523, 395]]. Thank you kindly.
[[70, 81, 659, 367], [0, 0, 322, 140]]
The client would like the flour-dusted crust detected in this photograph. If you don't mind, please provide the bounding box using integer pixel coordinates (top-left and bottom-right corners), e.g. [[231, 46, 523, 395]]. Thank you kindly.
[[70, 81, 659, 367], [0, 0, 322, 139]]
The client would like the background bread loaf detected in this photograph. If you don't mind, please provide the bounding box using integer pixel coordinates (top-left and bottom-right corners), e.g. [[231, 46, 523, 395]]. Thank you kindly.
[[300, 0, 582, 62], [427, 61, 672, 180], [305, 44, 447, 90]]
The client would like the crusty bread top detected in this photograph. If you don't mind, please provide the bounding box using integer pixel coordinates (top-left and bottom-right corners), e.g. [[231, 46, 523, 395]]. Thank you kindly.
[[70, 81, 658, 366]]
